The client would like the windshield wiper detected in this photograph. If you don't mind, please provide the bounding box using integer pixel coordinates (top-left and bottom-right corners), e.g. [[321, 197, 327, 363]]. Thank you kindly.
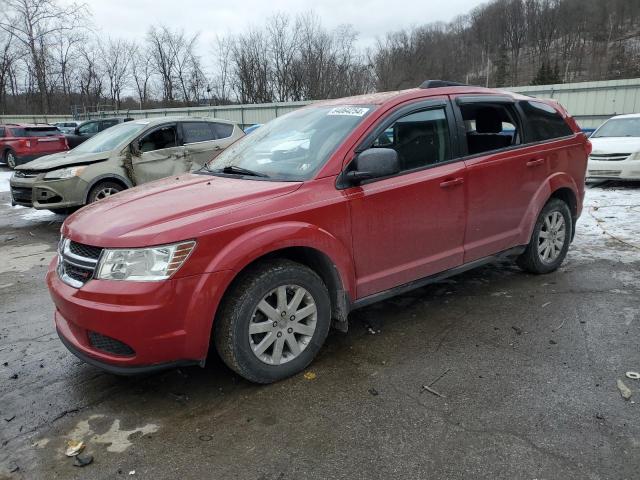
[[214, 165, 270, 178]]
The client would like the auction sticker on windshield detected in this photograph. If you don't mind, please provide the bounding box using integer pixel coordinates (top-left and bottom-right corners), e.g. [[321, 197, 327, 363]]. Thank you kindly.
[[327, 106, 370, 116]]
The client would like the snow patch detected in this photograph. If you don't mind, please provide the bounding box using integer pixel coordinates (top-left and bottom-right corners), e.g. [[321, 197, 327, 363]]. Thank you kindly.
[[0, 170, 13, 193]]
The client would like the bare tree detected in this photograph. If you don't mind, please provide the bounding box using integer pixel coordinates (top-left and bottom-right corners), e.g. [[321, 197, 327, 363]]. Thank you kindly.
[[0, 0, 86, 113], [130, 42, 154, 109], [210, 35, 233, 104], [100, 37, 133, 109]]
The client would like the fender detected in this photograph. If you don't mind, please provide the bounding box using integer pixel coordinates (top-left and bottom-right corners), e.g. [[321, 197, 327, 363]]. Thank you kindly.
[[83, 173, 134, 203], [205, 221, 357, 300], [517, 172, 579, 245]]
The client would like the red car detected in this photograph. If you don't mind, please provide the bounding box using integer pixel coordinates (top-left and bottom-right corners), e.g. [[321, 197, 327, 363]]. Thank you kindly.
[[47, 81, 590, 383], [0, 123, 69, 169]]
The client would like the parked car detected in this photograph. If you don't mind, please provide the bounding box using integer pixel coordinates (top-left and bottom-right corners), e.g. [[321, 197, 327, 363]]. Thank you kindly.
[[10, 117, 242, 212], [65, 117, 134, 149], [47, 81, 590, 383], [0, 124, 69, 169], [587, 114, 640, 181], [53, 121, 81, 134]]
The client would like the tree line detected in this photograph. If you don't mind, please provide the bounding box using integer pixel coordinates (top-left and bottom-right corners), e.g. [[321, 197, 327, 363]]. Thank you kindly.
[[1, 0, 639, 116]]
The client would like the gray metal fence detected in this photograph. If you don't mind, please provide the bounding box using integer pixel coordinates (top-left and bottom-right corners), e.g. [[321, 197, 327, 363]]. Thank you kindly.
[[2, 77, 640, 129]]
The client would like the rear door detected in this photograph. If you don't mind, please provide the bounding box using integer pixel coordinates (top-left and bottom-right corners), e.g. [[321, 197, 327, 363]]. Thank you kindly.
[[346, 99, 467, 298], [453, 95, 549, 262], [132, 123, 187, 183]]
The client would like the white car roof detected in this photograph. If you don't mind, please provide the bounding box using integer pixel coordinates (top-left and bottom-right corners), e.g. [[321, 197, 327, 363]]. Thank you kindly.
[[608, 113, 640, 120]]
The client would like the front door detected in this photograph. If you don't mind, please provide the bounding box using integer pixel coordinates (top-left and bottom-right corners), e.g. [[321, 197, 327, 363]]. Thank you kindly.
[[347, 101, 467, 299], [132, 123, 187, 184]]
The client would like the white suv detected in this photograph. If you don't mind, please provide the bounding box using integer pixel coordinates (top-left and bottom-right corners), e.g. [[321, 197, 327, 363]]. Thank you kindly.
[[587, 114, 640, 181]]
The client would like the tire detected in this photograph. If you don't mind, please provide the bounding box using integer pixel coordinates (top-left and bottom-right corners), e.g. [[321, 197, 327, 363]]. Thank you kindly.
[[48, 208, 75, 215], [517, 198, 573, 274], [87, 181, 124, 204], [214, 259, 331, 384], [4, 149, 17, 169]]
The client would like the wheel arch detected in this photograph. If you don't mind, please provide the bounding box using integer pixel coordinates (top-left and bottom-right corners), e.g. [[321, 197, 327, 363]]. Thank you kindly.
[[84, 174, 132, 203]]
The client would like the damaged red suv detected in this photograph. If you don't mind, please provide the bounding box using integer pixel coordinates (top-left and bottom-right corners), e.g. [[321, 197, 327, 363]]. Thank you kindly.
[[47, 81, 590, 383]]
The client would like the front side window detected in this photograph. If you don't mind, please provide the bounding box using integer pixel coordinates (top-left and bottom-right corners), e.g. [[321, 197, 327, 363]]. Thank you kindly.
[[139, 125, 178, 153], [592, 117, 640, 138], [206, 105, 374, 181], [459, 102, 520, 155], [519, 101, 573, 142], [101, 120, 119, 130], [182, 122, 215, 144], [372, 108, 451, 171], [78, 122, 99, 135]]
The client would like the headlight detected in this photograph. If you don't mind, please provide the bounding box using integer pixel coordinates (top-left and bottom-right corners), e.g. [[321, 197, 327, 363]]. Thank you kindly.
[[44, 166, 86, 179], [95, 241, 196, 281], [629, 152, 640, 161]]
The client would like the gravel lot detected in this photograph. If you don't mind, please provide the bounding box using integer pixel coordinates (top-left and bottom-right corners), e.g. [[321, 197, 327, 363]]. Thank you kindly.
[[0, 166, 639, 480]]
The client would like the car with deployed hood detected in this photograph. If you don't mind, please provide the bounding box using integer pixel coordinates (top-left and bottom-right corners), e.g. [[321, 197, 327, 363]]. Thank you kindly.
[[47, 81, 589, 384], [10, 117, 242, 212], [587, 113, 640, 181]]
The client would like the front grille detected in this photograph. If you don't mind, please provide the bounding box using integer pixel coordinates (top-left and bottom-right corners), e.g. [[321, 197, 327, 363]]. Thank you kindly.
[[588, 169, 621, 177], [57, 238, 103, 288], [88, 331, 135, 356], [589, 153, 630, 162], [13, 170, 39, 178], [11, 186, 33, 203], [69, 241, 102, 260]]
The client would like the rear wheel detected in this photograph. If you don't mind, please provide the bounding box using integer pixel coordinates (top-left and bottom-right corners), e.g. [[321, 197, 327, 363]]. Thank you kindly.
[[214, 259, 331, 384], [87, 181, 124, 204], [517, 198, 572, 274], [4, 149, 17, 169]]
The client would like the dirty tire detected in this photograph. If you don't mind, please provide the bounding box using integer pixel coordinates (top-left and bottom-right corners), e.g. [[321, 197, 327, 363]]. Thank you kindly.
[[87, 181, 124, 204], [4, 149, 17, 169], [214, 259, 331, 384], [517, 198, 572, 274]]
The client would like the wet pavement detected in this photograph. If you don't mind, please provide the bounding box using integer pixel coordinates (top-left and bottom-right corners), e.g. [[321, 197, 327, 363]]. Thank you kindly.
[[1, 165, 639, 480]]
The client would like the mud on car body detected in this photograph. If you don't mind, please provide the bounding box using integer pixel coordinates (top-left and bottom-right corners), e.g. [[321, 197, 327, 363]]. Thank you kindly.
[[10, 117, 243, 212], [47, 81, 590, 384]]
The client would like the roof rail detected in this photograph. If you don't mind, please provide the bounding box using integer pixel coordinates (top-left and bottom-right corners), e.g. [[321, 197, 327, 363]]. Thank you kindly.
[[419, 80, 468, 89]]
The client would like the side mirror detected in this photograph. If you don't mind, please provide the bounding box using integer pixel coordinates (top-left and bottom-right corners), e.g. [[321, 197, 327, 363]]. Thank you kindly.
[[130, 140, 141, 156], [346, 148, 399, 184]]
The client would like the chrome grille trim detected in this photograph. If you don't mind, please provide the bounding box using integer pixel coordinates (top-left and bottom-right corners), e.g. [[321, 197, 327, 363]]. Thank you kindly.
[[589, 153, 630, 162], [57, 238, 102, 288]]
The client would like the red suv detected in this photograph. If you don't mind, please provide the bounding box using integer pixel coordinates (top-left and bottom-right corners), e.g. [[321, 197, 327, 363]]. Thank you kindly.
[[47, 82, 590, 383], [0, 124, 69, 169]]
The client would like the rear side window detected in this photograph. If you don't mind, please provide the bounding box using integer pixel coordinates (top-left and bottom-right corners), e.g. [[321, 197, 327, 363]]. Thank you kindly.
[[212, 122, 234, 139], [183, 122, 216, 143], [458, 102, 521, 155], [520, 101, 573, 142], [11, 127, 60, 137]]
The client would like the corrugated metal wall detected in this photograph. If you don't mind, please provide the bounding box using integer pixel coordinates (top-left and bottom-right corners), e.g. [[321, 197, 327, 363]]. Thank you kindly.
[[2, 78, 640, 128]]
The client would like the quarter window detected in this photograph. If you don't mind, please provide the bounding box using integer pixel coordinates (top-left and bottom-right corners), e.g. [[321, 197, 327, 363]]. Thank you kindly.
[[519, 101, 573, 142], [372, 108, 450, 171], [213, 122, 234, 139], [183, 122, 216, 143]]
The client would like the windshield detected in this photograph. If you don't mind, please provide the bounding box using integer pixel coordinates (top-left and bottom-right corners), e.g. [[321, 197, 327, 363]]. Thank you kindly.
[[72, 122, 148, 154], [592, 118, 640, 138], [206, 105, 374, 180]]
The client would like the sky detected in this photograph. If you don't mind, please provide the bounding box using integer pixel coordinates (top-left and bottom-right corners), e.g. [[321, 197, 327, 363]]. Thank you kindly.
[[82, 0, 488, 59]]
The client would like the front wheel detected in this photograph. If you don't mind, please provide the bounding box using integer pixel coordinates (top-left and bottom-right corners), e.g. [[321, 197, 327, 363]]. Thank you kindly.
[[517, 198, 573, 274], [4, 149, 17, 169], [214, 259, 331, 384], [87, 181, 124, 204]]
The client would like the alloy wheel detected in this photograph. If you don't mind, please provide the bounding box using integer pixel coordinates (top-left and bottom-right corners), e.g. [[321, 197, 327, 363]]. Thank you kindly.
[[537, 211, 566, 263], [6, 152, 16, 169], [94, 187, 120, 200], [248, 284, 318, 365]]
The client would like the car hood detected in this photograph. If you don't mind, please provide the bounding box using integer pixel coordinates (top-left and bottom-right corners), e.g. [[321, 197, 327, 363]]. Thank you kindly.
[[62, 174, 302, 247], [589, 137, 640, 154], [16, 151, 110, 170]]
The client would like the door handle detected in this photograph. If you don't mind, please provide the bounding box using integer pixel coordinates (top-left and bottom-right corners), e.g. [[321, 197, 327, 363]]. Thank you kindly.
[[526, 158, 545, 167], [439, 177, 464, 188]]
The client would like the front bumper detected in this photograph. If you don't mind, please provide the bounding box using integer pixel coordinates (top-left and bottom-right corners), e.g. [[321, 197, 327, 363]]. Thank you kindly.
[[587, 159, 640, 180], [47, 258, 231, 373], [10, 175, 89, 209]]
